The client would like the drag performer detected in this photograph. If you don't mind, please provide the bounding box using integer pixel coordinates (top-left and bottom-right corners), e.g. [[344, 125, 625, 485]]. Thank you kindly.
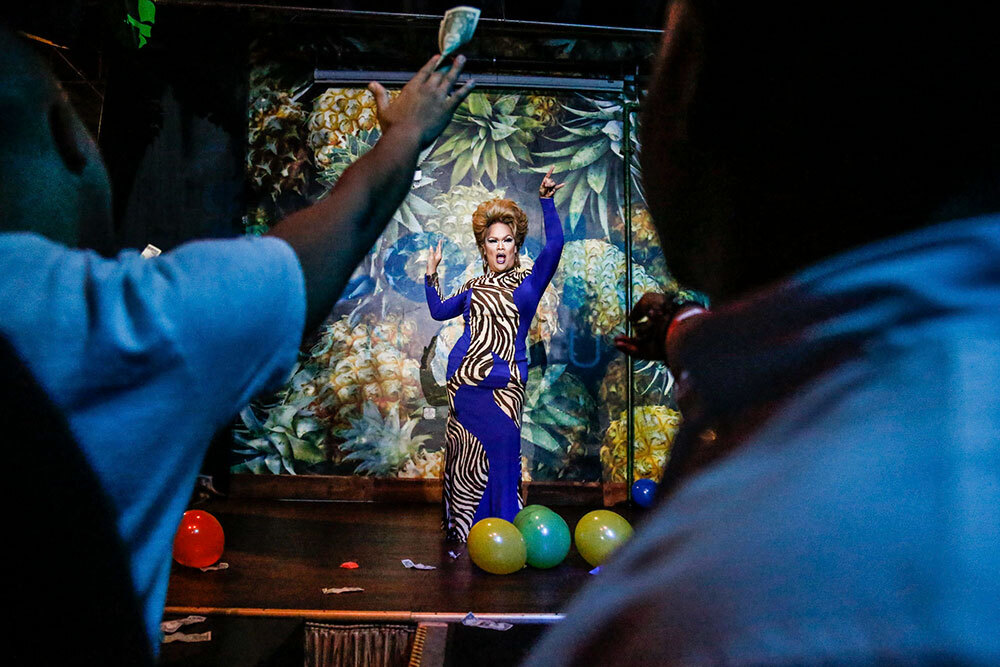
[[425, 169, 564, 542]]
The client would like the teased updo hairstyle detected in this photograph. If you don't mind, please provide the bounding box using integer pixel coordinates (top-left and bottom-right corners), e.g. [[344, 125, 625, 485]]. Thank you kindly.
[[471, 198, 529, 272]]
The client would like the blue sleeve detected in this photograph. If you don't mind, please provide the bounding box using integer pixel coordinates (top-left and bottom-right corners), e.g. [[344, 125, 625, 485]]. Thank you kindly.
[[524, 197, 565, 295], [0, 233, 306, 422], [425, 272, 467, 321], [0, 232, 307, 653]]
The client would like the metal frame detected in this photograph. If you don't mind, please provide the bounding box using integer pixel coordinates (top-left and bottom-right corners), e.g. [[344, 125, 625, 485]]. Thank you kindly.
[[312, 70, 624, 93], [167, 606, 564, 624], [622, 100, 639, 499]]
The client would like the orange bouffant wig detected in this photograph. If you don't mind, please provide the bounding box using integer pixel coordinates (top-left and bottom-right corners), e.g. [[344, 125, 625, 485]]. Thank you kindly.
[[471, 198, 529, 271]]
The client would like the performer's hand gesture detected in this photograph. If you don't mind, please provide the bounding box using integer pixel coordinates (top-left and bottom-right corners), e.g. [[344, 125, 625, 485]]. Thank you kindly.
[[426, 239, 443, 276], [538, 166, 564, 198]]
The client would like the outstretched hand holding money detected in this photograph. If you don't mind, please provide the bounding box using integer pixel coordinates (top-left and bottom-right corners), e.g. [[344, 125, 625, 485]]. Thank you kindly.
[[368, 54, 475, 150], [269, 55, 475, 332]]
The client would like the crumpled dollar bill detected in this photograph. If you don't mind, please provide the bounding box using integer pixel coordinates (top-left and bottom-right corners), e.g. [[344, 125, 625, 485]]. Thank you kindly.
[[401, 558, 436, 570], [322, 587, 364, 594], [162, 631, 212, 644], [438, 6, 481, 59], [160, 615, 206, 634], [461, 612, 513, 631], [161, 615, 212, 644], [200, 562, 229, 572]]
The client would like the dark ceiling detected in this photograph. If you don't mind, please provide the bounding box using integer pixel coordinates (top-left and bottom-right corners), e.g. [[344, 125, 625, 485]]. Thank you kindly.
[[157, 1, 669, 31], [4, 1, 667, 138]]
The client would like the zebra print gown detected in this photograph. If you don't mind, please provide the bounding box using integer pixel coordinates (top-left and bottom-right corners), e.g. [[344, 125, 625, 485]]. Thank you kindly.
[[425, 198, 564, 542]]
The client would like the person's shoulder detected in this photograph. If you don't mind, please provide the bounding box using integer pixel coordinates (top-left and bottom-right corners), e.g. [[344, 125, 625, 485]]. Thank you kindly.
[[0, 230, 73, 258]]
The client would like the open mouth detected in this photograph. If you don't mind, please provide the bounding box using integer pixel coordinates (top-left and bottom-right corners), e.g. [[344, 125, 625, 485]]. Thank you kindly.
[[496, 253, 506, 265]]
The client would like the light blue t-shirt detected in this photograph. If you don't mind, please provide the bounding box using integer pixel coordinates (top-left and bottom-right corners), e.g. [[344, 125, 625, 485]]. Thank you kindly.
[[0, 233, 305, 651], [526, 215, 1000, 665]]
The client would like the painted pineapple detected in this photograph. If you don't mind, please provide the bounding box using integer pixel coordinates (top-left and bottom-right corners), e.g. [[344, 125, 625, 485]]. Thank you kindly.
[[431, 92, 543, 188], [611, 204, 670, 266], [307, 87, 391, 169], [247, 83, 310, 201], [522, 365, 596, 481], [600, 406, 682, 483], [558, 239, 664, 340], [340, 402, 431, 476], [308, 315, 422, 431], [519, 94, 563, 128], [598, 356, 672, 425], [397, 448, 444, 479], [424, 184, 507, 264]]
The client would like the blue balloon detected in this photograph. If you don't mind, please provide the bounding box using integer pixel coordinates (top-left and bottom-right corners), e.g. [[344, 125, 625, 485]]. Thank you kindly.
[[631, 478, 658, 508]]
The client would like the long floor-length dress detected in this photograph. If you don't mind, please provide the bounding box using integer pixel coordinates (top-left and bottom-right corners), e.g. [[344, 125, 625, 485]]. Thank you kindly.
[[425, 197, 564, 542]]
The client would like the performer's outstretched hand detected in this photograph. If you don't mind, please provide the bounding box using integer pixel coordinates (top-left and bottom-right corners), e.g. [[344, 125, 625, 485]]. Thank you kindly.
[[613, 292, 672, 361], [426, 239, 443, 276], [369, 55, 475, 150], [538, 166, 565, 198]]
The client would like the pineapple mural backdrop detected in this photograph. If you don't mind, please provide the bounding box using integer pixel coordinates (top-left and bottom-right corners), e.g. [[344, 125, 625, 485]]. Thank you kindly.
[[235, 68, 705, 485]]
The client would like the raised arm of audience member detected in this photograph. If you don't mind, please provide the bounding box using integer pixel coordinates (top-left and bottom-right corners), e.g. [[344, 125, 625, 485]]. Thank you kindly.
[[270, 55, 473, 332]]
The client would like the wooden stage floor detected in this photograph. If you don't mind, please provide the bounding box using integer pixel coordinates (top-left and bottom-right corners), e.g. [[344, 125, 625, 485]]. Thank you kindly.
[[165, 498, 626, 623]]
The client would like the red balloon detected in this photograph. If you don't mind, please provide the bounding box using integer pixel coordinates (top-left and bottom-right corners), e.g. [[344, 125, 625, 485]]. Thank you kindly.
[[173, 510, 224, 568]]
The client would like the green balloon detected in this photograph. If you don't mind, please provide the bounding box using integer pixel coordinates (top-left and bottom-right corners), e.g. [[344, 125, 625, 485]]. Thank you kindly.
[[514, 505, 555, 531], [518, 510, 571, 569], [467, 518, 527, 575], [574, 510, 634, 567]]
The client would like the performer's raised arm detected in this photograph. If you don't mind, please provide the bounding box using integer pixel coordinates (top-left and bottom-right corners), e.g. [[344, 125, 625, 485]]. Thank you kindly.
[[526, 166, 565, 293], [425, 238, 467, 320]]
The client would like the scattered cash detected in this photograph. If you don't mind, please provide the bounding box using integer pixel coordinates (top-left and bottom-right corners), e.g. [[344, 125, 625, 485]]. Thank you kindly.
[[199, 562, 229, 572], [438, 6, 481, 59], [160, 615, 206, 634], [461, 612, 513, 631], [401, 558, 437, 570], [322, 587, 365, 595], [162, 631, 212, 644], [140, 244, 161, 259]]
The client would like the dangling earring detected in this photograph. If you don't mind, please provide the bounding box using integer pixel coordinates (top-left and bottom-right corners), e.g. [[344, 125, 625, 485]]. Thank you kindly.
[[513, 245, 521, 269], [481, 253, 488, 274]]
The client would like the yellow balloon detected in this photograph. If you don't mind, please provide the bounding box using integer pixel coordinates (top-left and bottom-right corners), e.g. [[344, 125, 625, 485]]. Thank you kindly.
[[574, 510, 633, 567], [467, 518, 527, 575]]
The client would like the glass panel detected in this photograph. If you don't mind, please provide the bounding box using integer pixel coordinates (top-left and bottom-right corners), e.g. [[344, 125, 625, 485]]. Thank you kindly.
[[618, 106, 709, 491]]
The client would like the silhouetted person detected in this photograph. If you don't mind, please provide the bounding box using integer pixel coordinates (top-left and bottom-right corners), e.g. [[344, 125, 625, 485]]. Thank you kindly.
[[0, 21, 472, 659], [527, 1, 1000, 663]]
